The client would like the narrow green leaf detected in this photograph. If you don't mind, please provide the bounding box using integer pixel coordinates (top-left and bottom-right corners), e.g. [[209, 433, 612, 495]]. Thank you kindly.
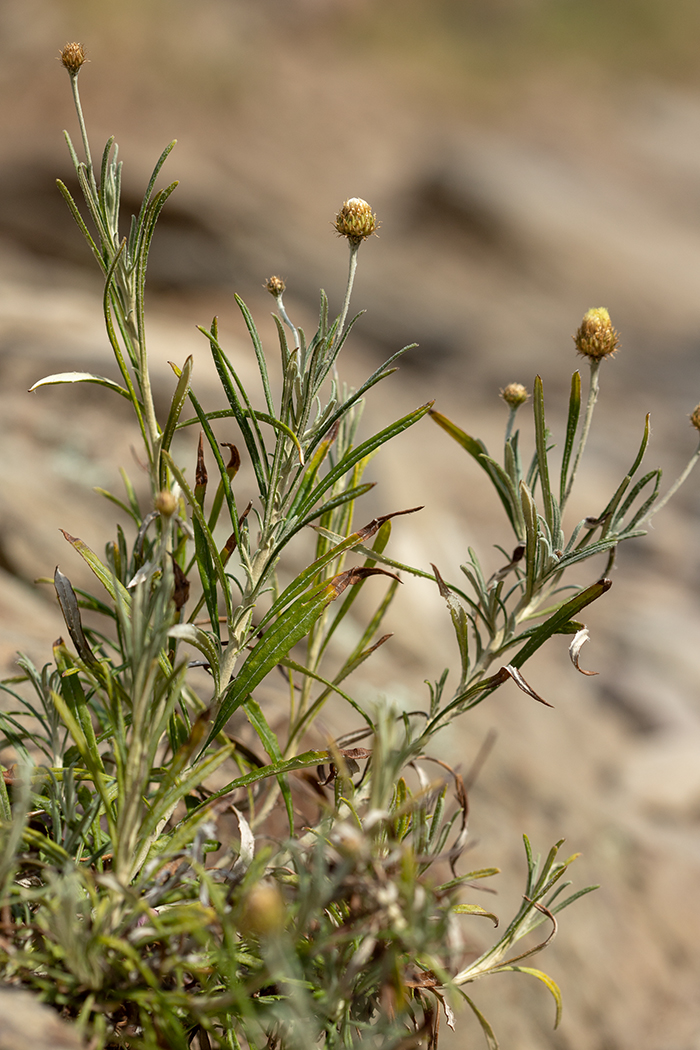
[[598, 414, 651, 537], [612, 468, 660, 531], [282, 656, 375, 738], [185, 385, 240, 545], [204, 581, 340, 747], [162, 451, 233, 625], [431, 409, 521, 533], [168, 624, 221, 692], [133, 140, 177, 244], [259, 510, 403, 631], [458, 993, 500, 1049], [453, 903, 499, 925], [533, 375, 554, 532], [138, 745, 233, 848], [160, 356, 194, 474], [478, 456, 525, 540], [292, 402, 433, 520], [251, 410, 304, 463], [60, 530, 132, 608], [56, 177, 105, 273], [203, 332, 268, 498], [235, 294, 275, 417], [319, 518, 395, 656], [94, 487, 141, 526], [29, 372, 132, 399], [560, 370, 581, 505], [173, 748, 335, 826], [491, 966, 563, 1028], [245, 698, 293, 833], [511, 578, 612, 668]]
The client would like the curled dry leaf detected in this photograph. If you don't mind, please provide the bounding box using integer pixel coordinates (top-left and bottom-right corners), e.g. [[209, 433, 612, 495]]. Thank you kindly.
[[356, 505, 423, 545], [568, 627, 599, 676], [229, 804, 255, 882], [501, 664, 553, 707], [328, 565, 401, 599]]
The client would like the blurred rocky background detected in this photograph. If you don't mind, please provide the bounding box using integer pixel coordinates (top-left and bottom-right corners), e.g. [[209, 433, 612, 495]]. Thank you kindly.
[[3, 1, 700, 1047]]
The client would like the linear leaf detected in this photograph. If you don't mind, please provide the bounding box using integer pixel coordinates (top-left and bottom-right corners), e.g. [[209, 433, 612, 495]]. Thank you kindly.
[[160, 356, 193, 470], [491, 966, 563, 1028], [458, 993, 500, 1049], [235, 294, 275, 417], [245, 697, 293, 833], [533, 375, 554, 532], [560, 370, 581, 505], [203, 580, 341, 747], [292, 402, 433, 520], [511, 578, 612, 668], [29, 372, 132, 399]]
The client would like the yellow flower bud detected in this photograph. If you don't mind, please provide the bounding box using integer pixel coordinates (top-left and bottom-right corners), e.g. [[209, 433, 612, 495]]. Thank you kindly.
[[155, 490, 178, 517], [240, 880, 285, 936], [690, 403, 700, 432], [60, 42, 86, 76], [334, 198, 379, 245], [500, 382, 529, 407], [573, 308, 620, 361]]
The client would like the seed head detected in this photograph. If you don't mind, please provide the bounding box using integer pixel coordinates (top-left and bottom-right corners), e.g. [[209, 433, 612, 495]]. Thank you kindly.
[[264, 275, 286, 298], [573, 307, 620, 361], [500, 382, 529, 408], [690, 403, 700, 432], [60, 42, 86, 76], [334, 198, 379, 245]]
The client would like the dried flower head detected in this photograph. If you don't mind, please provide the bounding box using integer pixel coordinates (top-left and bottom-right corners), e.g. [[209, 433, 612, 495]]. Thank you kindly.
[[690, 403, 700, 432], [500, 382, 529, 408], [60, 42, 86, 76], [573, 307, 620, 361], [334, 198, 379, 245], [264, 275, 286, 297]]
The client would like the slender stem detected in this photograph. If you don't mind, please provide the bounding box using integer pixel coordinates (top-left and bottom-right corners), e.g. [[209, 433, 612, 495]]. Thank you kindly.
[[335, 242, 359, 349], [505, 406, 518, 444], [69, 73, 97, 197], [639, 438, 700, 525], [563, 359, 601, 508], [276, 294, 299, 356]]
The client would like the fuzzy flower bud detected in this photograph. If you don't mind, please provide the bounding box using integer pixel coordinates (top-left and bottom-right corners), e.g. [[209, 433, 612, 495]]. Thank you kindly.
[[60, 42, 86, 76], [573, 307, 620, 361], [334, 198, 379, 245], [690, 403, 700, 432], [264, 275, 285, 298], [155, 490, 178, 517], [500, 382, 529, 407], [240, 881, 285, 936]]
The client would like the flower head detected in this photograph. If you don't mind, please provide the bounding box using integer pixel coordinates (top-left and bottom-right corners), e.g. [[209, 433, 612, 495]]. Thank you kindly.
[[60, 42, 86, 76], [500, 382, 529, 408], [264, 275, 286, 298], [690, 403, 700, 432], [334, 198, 379, 246], [573, 307, 620, 361]]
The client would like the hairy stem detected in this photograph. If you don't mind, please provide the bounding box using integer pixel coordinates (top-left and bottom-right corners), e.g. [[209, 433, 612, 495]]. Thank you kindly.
[[69, 73, 97, 197], [640, 438, 700, 525], [563, 359, 601, 508]]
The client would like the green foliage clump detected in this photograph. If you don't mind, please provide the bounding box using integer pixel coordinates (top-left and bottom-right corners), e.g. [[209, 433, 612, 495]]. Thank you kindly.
[[1, 45, 698, 1050]]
